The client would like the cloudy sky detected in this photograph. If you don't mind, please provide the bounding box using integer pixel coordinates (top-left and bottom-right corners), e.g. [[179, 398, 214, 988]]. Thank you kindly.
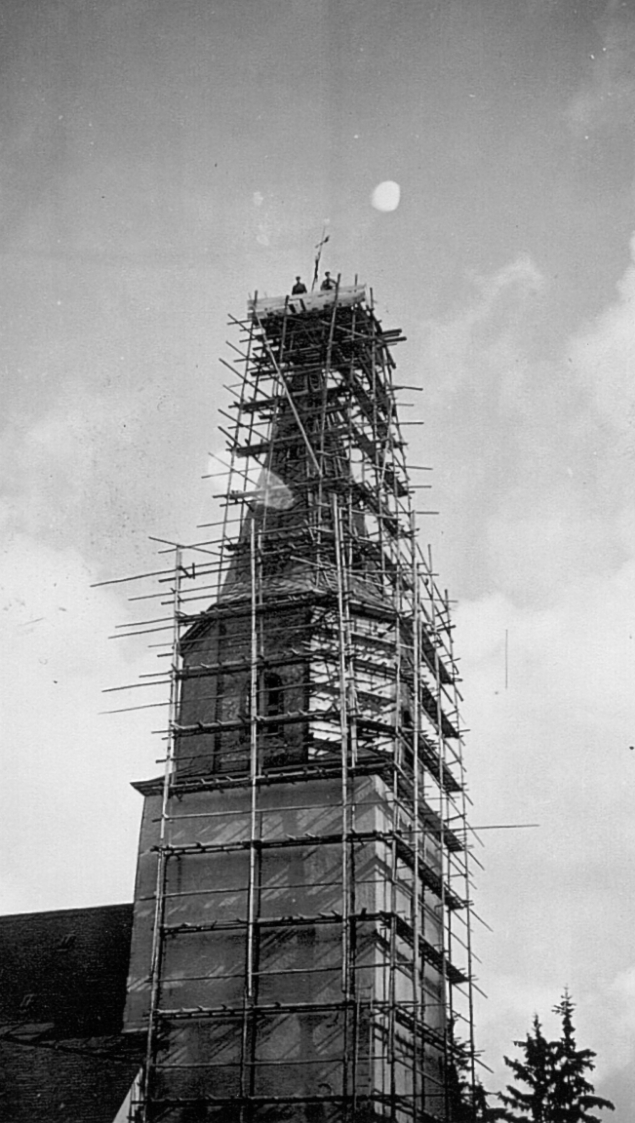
[[1, 0, 635, 1115]]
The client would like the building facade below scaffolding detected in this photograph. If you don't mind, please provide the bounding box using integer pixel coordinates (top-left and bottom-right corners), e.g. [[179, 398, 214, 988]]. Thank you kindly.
[[123, 282, 476, 1123]]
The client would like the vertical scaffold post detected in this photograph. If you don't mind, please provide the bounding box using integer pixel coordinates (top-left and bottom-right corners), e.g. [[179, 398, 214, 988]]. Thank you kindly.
[[428, 544, 451, 1118], [140, 547, 183, 1122], [332, 492, 355, 1120], [446, 586, 477, 1100], [410, 511, 423, 1118], [388, 565, 404, 1114], [240, 516, 260, 1122]]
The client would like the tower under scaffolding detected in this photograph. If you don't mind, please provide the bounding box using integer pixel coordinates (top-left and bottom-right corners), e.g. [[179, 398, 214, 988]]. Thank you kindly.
[[118, 279, 479, 1122]]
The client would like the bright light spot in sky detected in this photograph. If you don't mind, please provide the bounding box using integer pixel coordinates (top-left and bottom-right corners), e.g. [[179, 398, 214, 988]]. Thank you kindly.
[[371, 181, 401, 212]]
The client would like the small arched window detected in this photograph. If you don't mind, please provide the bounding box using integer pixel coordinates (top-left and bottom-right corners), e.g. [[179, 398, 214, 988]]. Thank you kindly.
[[241, 672, 284, 738], [401, 706, 413, 732], [400, 705, 414, 771], [264, 671, 284, 737]]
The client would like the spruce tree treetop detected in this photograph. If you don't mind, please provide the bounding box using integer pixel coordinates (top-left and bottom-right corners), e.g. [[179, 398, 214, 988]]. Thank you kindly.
[[499, 1014, 553, 1122], [497, 992, 614, 1123], [550, 990, 615, 1123]]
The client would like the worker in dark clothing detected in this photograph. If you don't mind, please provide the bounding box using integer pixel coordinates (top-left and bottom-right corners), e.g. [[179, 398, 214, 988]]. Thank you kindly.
[[320, 271, 335, 291], [291, 277, 307, 294]]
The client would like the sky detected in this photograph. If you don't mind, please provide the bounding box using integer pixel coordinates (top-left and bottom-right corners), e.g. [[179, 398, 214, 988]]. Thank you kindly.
[[1, 0, 634, 1115]]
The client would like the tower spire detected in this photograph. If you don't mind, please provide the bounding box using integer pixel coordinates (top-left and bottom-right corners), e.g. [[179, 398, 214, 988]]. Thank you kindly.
[[123, 278, 477, 1123]]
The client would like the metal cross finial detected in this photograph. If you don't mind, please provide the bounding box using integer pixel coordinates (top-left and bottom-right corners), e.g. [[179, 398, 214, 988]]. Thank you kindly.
[[311, 224, 330, 290]]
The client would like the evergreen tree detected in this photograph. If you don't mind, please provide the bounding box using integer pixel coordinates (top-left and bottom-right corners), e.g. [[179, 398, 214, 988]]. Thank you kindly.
[[444, 1064, 504, 1122], [550, 991, 614, 1123], [442, 1021, 504, 1121], [499, 1014, 554, 1122], [472, 1078, 508, 1121], [442, 1021, 476, 1121], [497, 993, 615, 1123]]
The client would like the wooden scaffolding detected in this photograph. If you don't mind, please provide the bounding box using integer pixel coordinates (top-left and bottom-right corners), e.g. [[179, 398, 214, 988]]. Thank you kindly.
[[108, 279, 478, 1122]]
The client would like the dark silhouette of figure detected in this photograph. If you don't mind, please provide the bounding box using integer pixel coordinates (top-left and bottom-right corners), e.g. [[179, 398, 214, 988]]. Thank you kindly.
[[320, 271, 335, 291], [291, 276, 307, 294]]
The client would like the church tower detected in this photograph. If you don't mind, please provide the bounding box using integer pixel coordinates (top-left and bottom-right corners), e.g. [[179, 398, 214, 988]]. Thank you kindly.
[[122, 280, 476, 1122]]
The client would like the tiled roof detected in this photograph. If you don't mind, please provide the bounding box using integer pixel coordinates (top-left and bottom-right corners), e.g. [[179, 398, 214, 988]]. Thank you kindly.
[[0, 903, 143, 1121]]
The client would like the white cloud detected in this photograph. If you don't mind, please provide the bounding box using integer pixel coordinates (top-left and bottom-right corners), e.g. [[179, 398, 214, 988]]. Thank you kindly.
[[0, 530, 159, 914], [570, 232, 635, 434], [565, 7, 635, 137], [0, 385, 178, 914], [421, 252, 545, 399], [429, 235, 635, 1108]]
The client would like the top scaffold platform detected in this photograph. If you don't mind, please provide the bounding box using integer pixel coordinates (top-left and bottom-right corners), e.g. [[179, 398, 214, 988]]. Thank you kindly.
[[248, 283, 366, 319]]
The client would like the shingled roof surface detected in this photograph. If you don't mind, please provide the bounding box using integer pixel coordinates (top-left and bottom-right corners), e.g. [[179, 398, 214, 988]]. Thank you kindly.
[[0, 903, 143, 1122]]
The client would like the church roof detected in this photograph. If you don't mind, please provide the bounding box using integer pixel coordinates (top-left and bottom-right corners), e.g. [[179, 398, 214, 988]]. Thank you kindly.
[[0, 903, 143, 1122]]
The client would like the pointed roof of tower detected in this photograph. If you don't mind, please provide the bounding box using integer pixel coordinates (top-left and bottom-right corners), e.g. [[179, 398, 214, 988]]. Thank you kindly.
[[212, 282, 409, 615]]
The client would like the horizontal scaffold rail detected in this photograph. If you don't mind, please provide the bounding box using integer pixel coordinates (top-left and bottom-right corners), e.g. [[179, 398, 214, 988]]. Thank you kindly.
[[178, 591, 458, 682], [141, 1090, 440, 1123], [155, 990, 465, 1026], [134, 757, 468, 838], [173, 705, 461, 765], [152, 825, 466, 898]]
